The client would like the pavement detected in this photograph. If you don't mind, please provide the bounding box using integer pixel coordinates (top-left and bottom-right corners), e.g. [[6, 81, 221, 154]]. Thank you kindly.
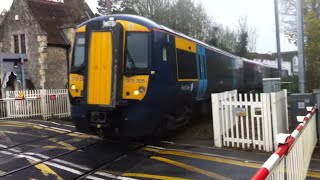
[[0, 119, 318, 180]]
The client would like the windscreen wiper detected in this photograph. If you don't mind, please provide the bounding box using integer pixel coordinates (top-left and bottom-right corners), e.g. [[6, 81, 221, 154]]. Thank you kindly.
[[127, 50, 137, 71]]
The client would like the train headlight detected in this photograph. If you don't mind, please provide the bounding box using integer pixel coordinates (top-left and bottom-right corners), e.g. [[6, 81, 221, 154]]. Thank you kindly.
[[134, 90, 140, 96], [71, 84, 77, 90], [139, 86, 145, 93]]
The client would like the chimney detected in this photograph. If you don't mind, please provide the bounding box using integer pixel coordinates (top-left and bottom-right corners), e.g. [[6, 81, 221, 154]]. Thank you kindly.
[[63, 0, 87, 22]]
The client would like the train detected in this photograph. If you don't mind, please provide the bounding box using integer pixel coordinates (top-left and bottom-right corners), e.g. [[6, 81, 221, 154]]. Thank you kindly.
[[68, 14, 288, 138]]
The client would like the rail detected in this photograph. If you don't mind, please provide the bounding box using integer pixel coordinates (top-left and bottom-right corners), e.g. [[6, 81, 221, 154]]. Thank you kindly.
[[251, 106, 318, 180]]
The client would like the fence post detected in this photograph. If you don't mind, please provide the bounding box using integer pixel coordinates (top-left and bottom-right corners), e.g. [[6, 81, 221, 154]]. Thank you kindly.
[[262, 93, 268, 152], [40, 89, 47, 120], [5, 91, 11, 118], [271, 92, 279, 149], [284, 89, 289, 132], [66, 89, 71, 117], [212, 93, 222, 148]]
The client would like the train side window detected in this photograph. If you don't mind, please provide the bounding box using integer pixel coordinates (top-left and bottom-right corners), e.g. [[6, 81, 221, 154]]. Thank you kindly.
[[162, 47, 167, 61], [176, 49, 197, 80]]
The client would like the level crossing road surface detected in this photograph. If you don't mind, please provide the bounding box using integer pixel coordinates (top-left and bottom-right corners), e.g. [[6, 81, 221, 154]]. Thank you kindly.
[[0, 119, 318, 180]]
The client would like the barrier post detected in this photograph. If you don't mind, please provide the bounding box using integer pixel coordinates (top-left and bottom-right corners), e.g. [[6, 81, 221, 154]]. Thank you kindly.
[[212, 93, 222, 147]]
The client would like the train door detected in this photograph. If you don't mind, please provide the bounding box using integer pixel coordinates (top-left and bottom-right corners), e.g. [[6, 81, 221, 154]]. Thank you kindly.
[[84, 20, 124, 108], [196, 46, 208, 99]]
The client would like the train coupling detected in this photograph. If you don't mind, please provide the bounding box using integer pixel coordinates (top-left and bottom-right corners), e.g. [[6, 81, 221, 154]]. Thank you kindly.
[[90, 112, 109, 129]]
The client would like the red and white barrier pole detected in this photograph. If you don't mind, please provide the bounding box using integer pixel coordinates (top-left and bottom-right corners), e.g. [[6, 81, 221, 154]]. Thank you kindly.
[[251, 106, 317, 180]]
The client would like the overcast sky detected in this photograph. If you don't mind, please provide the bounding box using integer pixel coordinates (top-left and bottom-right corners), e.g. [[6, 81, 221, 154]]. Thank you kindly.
[[1, 0, 297, 53]]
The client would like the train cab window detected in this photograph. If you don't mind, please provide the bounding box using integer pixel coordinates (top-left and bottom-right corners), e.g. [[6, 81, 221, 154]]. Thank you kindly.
[[73, 33, 85, 68], [125, 32, 149, 73], [176, 49, 197, 80]]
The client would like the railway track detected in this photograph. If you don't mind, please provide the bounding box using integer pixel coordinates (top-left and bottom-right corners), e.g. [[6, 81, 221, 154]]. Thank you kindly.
[[0, 119, 319, 180], [0, 119, 146, 180]]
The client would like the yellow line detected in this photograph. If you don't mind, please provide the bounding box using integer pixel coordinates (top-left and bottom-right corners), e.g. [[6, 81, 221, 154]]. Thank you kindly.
[[28, 160, 63, 180], [307, 170, 320, 178], [144, 147, 261, 169], [145, 147, 320, 179], [0, 124, 27, 128], [0, 121, 98, 139], [151, 156, 231, 180], [44, 138, 77, 151], [122, 173, 194, 180], [68, 132, 99, 139]]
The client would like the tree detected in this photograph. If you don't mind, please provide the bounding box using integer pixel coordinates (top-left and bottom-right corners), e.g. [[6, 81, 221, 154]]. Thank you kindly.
[[97, 0, 107, 15], [96, 0, 256, 55], [205, 24, 238, 53], [235, 17, 249, 57], [280, 0, 320, 43], [281, 0, 320, 90], [304, 12, 320, 90]]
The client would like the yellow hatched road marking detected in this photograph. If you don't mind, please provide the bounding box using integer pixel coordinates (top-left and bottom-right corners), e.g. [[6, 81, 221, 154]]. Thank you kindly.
[[122, 173, 194, 180], [0, 124, 27, 128], [145, 147, 320, 179], [44, 138, 77, 151], [307, 170, 320, 178], [68, 132, 99, 139], [0, 121, 98, 139], [151, 156, 231, 180], [28, 160, 63, 180], [144, 147, 261, 168]]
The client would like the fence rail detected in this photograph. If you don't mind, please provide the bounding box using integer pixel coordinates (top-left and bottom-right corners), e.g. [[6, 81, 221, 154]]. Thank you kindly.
[[1, 89, 70, 120], [251, 106, 318, 180]]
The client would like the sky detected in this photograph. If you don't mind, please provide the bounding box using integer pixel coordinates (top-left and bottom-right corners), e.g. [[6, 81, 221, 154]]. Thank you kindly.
[[0, 0, 297, 53]]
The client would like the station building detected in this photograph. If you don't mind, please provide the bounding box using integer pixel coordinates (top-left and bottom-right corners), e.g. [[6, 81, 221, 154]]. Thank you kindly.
[[0, 0, 94, 93]]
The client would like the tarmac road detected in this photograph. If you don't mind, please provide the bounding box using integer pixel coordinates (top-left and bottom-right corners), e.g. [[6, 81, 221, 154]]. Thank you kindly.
[[0, 119, 318, 180]]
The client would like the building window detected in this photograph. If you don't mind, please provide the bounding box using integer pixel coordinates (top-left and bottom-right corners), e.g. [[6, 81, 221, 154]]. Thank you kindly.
[[21, 34, 26, 53], [13, 34, 26, 54], [13, 35, 19, 53]]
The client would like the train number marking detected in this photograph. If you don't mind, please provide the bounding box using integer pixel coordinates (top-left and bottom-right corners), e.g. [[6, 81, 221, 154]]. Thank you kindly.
[[71, 76, 84, 81], [126, 79, 145, 83]]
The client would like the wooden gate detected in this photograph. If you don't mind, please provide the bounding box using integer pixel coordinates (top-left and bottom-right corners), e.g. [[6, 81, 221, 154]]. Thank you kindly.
[[212, 90, 288, 152]]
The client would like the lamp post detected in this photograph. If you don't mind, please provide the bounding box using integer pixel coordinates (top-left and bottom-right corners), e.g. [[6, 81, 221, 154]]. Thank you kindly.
[[296, 0, 306, 93], [274, 0, 282, 79]]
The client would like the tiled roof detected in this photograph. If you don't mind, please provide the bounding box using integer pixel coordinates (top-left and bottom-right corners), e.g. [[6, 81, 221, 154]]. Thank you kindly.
[[26, 0, 90, 46]]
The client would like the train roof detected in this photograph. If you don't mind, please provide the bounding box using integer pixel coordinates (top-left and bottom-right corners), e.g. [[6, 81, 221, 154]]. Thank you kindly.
[[78, 14, 162, 30], [79, 15, 238, 58], [79, 15, 287, 70]]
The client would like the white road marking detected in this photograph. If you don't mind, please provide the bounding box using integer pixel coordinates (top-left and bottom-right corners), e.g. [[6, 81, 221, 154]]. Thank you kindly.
[[49, 127, 72, 132], [24, 152, 91, 171], [0, 144, 8, 148]]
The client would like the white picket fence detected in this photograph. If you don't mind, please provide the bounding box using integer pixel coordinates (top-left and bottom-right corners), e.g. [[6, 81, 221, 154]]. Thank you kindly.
[[0, 89, 70, 120], [251, 107, 318, 180], [211, 90, 288, 152]]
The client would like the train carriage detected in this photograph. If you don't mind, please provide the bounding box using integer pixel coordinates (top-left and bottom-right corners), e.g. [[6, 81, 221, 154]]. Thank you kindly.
[[69, 14, 286, 138]]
